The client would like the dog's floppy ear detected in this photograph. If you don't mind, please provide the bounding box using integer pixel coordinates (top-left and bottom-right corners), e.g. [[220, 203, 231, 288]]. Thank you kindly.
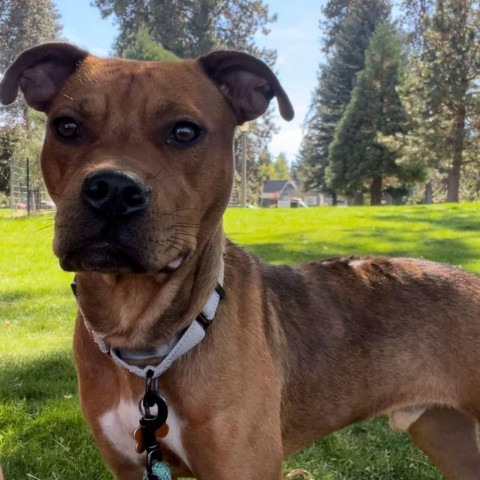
[[199, 50, 294, 123], [0, 43, 88, 112]]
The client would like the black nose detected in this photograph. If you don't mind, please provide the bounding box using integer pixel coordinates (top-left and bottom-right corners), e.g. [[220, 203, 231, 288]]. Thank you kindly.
[[81, 169, 149, 217]]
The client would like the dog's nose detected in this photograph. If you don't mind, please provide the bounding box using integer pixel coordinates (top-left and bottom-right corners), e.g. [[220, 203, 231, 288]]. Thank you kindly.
[[81, 169, 149, 217]]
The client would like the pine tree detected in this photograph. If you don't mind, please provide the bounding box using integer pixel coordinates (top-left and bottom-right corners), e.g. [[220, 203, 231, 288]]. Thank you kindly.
[[258, 151, 290, 182], [0, 0, 62, 122], [399, 0, 480, 202], [430, 0, 480, 202], [297, 64, 340, 203], [273, 153, 289, 180], [0, 0, 61, 71], [123, 25, 178, 61], [258, 149, 275, 184], [297, 0, 391, 204], [327, 23, 421, 205], [93, 0, 276, 61]]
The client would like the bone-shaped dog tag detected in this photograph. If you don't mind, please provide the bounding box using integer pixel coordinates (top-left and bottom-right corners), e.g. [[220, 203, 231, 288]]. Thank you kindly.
[[134, 392, 169, 454]]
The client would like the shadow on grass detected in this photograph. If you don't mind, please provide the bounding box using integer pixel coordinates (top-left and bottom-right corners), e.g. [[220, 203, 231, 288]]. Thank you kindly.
[[241, 235, 477, 268], [286, 418, 441, 480], [0, 351, 111, 479], [0, 350, 77, 404], [364, 206, 480, 232], [1, 351, 440, 480]]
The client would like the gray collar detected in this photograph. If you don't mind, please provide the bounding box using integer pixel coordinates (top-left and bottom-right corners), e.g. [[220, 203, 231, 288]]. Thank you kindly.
[[71, 261, 225, 379]]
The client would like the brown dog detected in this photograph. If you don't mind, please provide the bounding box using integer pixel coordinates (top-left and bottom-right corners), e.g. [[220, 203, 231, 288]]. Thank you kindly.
[[2, 43, 480, 480]]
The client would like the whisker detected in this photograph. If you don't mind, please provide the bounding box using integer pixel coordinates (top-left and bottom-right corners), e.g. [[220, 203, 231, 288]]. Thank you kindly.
[[168, 223, 201, 229], [166, 207, 200, 216], [171, 240, 193, 249], [167, 244, 184, 253], [171, 232, 197, 240], [148, 170, 184, 183], [169, 239, 187, 249]]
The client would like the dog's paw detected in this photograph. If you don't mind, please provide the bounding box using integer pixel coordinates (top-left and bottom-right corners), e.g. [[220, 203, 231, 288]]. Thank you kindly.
[[285, 469, 314, 480]]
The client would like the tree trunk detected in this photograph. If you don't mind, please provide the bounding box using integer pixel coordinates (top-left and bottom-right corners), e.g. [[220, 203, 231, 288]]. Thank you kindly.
[[447, 106, 466, 203], [331, 191, 338, 206], [447, 157, 462, 203], [370, 177, 382, 205], [424, 181, 433, 204]]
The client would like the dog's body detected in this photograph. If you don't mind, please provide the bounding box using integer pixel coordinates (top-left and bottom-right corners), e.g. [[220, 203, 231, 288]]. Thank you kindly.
[[2, 44, 480, 480]]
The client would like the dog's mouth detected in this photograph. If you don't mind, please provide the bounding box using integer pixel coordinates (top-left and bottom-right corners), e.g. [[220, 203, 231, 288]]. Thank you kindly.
[[60, 242, 145, 273], [60, 241, 189, 274]]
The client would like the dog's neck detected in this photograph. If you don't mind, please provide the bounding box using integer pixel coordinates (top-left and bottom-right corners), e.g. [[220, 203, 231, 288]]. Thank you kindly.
[[74, 226, 226, 350]]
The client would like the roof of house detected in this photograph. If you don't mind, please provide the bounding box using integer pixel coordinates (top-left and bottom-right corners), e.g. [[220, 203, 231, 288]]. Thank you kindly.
[[262, 179, 297, 194]]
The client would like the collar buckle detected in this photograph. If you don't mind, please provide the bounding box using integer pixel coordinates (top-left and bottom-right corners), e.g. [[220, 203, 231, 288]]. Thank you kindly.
[[196, 311, 211, 330]]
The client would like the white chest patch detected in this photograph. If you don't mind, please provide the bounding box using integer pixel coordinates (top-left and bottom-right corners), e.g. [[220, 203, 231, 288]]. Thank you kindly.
[[99, 399, 143, 465], [99, 399, 190, 470]]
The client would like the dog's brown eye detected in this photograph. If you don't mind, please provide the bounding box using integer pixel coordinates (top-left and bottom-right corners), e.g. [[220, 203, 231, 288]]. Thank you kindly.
[[54, 116, 80, 140], [169, 122, 201, 145]]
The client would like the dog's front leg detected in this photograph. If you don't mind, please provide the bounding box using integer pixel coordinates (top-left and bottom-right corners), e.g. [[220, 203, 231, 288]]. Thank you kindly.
[[187, 439, 284, 480], [102, 455, 144, 480], [183, 413, 284, 480]]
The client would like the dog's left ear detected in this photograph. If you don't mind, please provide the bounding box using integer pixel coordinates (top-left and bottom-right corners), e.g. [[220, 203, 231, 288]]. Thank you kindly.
[[0, 43, 88, 112], [199, 50, 294, 123]]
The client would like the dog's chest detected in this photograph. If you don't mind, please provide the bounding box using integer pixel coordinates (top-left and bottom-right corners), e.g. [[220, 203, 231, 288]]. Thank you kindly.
[[99, 398, 190, 469]]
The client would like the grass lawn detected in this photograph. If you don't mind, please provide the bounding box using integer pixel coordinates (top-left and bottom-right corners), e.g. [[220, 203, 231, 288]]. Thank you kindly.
[[1, 203, 480, 479]]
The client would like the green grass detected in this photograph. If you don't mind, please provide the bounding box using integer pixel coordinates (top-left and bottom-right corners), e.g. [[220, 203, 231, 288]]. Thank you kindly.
[[1, 203, 480, 479], [0, 215, 106, 479], [228, 203, 480, 272]]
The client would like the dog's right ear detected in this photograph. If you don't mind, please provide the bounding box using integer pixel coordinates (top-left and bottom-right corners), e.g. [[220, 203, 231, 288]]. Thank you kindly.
[[0, 43, 88, 112]]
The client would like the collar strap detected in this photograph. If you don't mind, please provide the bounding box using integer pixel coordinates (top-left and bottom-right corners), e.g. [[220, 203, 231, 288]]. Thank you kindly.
[[71, 262, 225, 379]]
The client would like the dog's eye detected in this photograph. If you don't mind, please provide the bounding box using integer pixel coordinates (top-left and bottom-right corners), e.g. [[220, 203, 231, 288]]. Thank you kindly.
[[169, 122, 202, 145], [54, 117, 81, 140]]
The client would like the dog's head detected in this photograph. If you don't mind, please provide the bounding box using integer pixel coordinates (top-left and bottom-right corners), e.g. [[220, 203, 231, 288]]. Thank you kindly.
[[0, 43, 293, 275]]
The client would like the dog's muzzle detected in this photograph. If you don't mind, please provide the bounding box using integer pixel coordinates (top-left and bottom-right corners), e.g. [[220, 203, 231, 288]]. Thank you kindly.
[[59, 169, 153, 273]]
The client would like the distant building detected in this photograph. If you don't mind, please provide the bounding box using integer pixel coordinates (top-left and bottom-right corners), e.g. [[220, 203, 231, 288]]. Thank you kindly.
[[302, 191, 339, 206], [260, 179, 336, 207], [302, 191, 322, 207], [259, 179, 301, 207]]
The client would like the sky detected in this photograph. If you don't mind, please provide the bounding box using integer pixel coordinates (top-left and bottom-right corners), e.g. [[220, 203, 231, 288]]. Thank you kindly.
[[54, 0, 325, 161]]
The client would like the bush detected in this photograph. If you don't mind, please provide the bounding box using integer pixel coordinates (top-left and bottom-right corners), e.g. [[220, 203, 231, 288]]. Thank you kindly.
[[0, 191, 9, 208]]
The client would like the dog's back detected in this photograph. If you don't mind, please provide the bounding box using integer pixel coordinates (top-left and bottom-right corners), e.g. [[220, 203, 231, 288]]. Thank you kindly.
[[258, 254, 480, 456]]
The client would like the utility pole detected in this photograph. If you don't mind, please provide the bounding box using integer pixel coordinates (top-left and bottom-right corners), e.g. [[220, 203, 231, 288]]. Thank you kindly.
[[26, 158, 31, 216], [239, 122, 249, 207]]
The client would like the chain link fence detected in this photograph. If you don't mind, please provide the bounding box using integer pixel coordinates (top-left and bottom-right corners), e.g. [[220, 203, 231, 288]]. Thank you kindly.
[[9, 157, 54, 216]]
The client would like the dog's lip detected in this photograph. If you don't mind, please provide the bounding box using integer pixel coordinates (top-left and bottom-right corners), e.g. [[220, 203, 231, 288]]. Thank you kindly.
[[60, 241, 191, 274], [158, 251, 189, 274], [60, 241, 146, 273], [166, 256, 184, 271]]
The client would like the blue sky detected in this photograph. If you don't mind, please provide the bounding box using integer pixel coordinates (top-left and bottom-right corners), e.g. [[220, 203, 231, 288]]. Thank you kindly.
[[54, 0, 325, 161]]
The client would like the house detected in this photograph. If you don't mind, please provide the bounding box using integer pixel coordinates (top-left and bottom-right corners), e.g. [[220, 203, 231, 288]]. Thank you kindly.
[[303, 191, 337, 206], [259, 179, 301, 207]]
